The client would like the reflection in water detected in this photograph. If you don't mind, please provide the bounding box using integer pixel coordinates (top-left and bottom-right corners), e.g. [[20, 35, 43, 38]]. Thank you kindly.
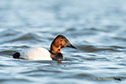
[[0, 0, 126, 84]]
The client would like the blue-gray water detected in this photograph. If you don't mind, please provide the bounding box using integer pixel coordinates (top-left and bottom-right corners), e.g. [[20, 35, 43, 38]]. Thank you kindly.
[[0, 0, 126, 84]]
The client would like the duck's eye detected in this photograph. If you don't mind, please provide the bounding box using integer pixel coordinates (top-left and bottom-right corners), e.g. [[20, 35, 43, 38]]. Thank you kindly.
[[62, 39, 64, 42]]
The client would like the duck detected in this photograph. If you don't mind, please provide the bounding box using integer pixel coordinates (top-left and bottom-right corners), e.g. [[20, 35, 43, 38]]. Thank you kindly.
[[13, 35, 76, 62]]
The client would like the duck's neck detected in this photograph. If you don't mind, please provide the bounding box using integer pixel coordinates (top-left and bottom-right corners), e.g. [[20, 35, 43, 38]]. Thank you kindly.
[[50, 44, 61, 54], [50, 44, 63, 61], [49, 36, 64, 61]]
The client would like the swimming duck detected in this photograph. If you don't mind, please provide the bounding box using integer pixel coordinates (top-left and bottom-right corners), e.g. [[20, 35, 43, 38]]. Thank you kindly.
[[13, 35, 76, 62]]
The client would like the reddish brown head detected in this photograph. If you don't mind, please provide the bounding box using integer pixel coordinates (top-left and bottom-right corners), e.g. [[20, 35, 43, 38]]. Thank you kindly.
[[50, 35, 76, 54], [50, 35, 76, 62]]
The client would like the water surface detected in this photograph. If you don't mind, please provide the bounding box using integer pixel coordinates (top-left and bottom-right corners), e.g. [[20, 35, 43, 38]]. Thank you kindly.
[[0, 0, 126, 84]]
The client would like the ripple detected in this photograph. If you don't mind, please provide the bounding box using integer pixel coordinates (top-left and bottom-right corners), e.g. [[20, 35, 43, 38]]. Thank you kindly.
[[8, 33, 42, 42], [0, 0, 126, 84], [78, 45, 121, 52], [0, 50, 15, 55]]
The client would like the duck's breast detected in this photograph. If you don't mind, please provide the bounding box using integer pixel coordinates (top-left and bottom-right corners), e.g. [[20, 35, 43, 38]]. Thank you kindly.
[[20, 47, 52, 60]]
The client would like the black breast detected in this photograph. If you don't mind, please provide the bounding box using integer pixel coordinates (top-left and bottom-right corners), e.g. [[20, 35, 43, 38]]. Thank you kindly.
[[51, 53, 63, 62]]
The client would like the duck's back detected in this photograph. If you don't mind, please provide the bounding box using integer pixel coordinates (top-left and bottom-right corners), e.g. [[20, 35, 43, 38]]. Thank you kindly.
[[20, 47, 52, 60]]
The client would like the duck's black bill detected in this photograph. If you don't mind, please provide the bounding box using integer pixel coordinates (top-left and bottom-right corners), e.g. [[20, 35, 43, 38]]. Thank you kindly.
[[67, 44, 77, 49]]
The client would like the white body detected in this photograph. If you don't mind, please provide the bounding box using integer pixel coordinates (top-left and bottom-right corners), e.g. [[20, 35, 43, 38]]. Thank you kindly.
[[20, 47, 52, 60]]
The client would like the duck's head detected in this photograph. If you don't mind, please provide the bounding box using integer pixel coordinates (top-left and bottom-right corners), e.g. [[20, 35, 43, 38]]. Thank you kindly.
[[50, 35, 76, 62], [50, 35, 76, 53]]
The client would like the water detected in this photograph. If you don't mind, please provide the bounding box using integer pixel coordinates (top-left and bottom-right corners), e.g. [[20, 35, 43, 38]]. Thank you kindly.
[[0, 0, 126, 84]]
